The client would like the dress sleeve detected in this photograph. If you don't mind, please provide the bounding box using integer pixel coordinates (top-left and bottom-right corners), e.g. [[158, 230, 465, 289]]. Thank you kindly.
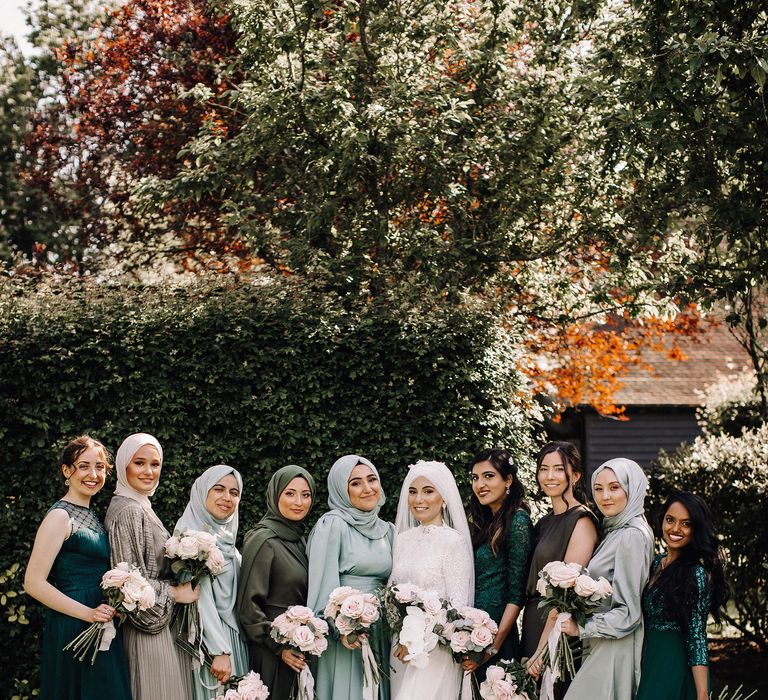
[[236, 538, 279, 652], [582, 527, 652, 640], [198, 576, 232, 655], [107, 506, 175, 634], [442, 530, 473, 607], [505, 510, 534, 608], [306, 515, 344, 620], [686, 566, 710, 667]]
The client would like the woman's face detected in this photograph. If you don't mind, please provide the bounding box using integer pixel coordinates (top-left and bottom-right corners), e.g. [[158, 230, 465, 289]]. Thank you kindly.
[[277, 476, 313, 521], [347, 463, 381, 512], [471, 460, 513, 514], [408, 476, 444, 527], [62, 445, 108, 499], [662, 500, 693, 553], [125, 444, 162, 494], [537, 450, 577, 501], [205, 473, 241, 520], [593, 468, 628, 517]]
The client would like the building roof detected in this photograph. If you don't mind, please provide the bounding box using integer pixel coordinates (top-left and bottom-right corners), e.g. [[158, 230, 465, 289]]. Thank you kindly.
[[611, 322, 752, 407]]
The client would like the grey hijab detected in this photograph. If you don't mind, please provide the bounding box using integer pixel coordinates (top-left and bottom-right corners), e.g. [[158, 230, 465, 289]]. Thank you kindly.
[[591, 457, 653, 539]]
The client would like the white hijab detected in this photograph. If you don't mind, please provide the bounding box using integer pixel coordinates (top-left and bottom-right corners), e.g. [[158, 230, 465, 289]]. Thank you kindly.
[[114, 432, 165, 530], [394, 460, 475, 604]]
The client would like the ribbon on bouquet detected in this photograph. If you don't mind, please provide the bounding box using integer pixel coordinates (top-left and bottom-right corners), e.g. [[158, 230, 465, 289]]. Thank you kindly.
[[98, 619, 117, 651], [297, 664, 315, 700], [540, 612, 573, 700], [460, 670, 473, 700], [360, 636, 381, 700]]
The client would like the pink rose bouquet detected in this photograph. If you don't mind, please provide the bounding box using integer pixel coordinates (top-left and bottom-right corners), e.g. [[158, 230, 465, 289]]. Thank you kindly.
[[270, 605, 329, 700], [64, 562, 156, 664], [213, 670, 270, 700], [446, 605, 498, 664], [165, 529, 226, 653], [479, 661, 537, 700], [533, 561, 612, 700], [324, 586, 382, 700]]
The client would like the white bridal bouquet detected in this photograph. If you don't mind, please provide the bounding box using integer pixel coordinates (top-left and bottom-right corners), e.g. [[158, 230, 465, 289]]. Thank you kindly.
[[479, 661, 537, 700], [64, 562, 156, 664], [533, 561, 612, 700], [213, 670, 270, 700], [324, 586, 382, 700], [383, 583, 451, 669], [270, 605, 329, 700], [164, 529, 226, 651]]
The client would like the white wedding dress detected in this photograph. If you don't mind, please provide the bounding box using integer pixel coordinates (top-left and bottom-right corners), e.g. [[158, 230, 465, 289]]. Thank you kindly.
[[389, 524, 473, 700]]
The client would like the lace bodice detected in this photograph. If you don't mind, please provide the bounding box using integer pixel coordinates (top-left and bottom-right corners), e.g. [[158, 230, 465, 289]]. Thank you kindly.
[[389, 525, 472, 607]]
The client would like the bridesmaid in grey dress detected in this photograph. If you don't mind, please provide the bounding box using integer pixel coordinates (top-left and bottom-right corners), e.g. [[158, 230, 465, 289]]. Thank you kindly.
[[104, 433, 199, 700], [560, 457, 654, 700]]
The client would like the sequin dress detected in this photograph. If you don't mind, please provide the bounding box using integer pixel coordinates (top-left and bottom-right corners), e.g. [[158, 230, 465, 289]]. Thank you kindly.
[[635, 555, 710, 700], [473, 509, 533, 676], [38, 500, 132, 700]]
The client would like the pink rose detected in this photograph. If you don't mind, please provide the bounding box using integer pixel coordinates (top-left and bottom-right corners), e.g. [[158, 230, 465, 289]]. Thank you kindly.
[[121, 575, 148, 610], [595, 577, 613, 598], [394, 583, 419, 603], [485, 665, 505, 684], [138, 583, 156, 610], [101, 563, 132, 589], [329, 586, 355, 604], [469, 625, 494, 650], [313, 636, 329, 654], [206, 547, 226, 574], [340, 594, 365, 619], [459, 606, 491, 625], [535, 576, 549, 597], [164, 536, 181, 558], [574, 574, 599, 598], [237, 671, 269, 700], [177, 536, 200, 559], [335, 616, 355, 636], [493, 678, 517, 700], [291, 625, 317, 652], [286, 605, 314, 624], [312, 617, 329, 635], [449, 629, 471, 653], [360, 602, 380, 625], [421, 594, 443, 616], [546, 562, 581, 589], [191, 530, 217, 550]]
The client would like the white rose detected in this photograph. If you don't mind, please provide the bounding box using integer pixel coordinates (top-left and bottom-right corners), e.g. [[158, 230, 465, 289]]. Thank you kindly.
[[191, 530, 217, 550], [164, 536, 181, 558], [573, 574, 600, 598], [595, 577, 613, 598], [547, 562, 581, 589], [536, 576, 549, 597], [178, 536, 200, 559], [421, 594, 443, 616]]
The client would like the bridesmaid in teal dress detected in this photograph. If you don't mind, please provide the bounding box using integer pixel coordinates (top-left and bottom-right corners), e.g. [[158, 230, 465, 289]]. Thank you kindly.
[[24, 435, 131, 700], [636, 492, 726, 700], [463, 449, 533, 681], [306, 455, 395, 700]]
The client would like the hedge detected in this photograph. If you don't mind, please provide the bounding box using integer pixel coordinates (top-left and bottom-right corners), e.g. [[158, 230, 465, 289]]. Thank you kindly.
[[0, 276, 541, 692]]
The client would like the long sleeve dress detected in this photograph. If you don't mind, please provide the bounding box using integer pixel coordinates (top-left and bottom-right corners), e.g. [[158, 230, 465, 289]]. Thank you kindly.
[[238, 535, 309, 699], [389, 524, 473, 700], [307, 514, 395, 700], [473, 508, 533, 676], [635, 556, 710, 700], [38, 500, 132, 700], [564, 524, 654, 700], [104, 495, 193, 700]]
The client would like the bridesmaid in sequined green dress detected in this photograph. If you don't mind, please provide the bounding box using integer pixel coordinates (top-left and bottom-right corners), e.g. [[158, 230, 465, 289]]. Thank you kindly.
[[636, 492, 727, 700], [24, 436, 131, 700], [463, 449, 533, 681]]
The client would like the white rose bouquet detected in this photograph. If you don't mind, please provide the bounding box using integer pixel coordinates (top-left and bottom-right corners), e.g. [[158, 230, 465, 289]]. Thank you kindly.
[[533, 561, 612, 700], [213, 670, 270, 700], [323, 586, 382, 700], [479, 661, 538, 700], [383, 583, 450, 669], [164, 529, 226, 653], [270, 605, 329, 700], [64, 562, 156, 664]]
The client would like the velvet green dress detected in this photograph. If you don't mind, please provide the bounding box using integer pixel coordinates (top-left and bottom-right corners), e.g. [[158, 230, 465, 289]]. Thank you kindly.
[[39, 500, 132, 700], [635, 556, 710, 700], [473, 508, 533, 677]]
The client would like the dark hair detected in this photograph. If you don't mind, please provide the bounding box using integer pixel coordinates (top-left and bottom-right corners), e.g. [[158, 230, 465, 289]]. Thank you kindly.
[[535, 441, 589, 508], [468, 448, 529, 556], [61, 435, 112, 473], [653, 492, 727, 629]]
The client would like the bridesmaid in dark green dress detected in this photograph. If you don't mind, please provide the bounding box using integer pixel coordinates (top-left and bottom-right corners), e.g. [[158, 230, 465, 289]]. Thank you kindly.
[[463, 448, 533, 681], [23, 436, 131, 700], [636, 492, 726, 700], [237, 465, 316, 699]]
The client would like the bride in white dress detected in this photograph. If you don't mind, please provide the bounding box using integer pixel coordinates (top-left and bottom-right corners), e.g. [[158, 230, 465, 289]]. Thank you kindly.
[[389, 460, 474, 700]]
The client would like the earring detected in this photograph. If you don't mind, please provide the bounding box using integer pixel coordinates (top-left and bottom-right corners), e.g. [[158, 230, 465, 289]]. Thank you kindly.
[[65, 478, 71, 486], [505, 487, 510, 495]]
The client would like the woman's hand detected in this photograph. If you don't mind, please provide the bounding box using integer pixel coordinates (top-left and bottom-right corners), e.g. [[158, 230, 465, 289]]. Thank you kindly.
[[461, 656, 479, 672], [84, 603, 116, 624], [393, 643, 409, 662], [559, 615, 579, 637], [170, 582, 199, 604], [527, 653, 543, 679], [210, 654, 232, 684], [281, 649, 306, 672], [340, 633, 364, 650]]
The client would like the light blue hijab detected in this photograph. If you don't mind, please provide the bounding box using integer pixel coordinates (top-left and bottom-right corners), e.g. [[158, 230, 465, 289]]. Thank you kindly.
[[325, 454, 390, 540], [175, 464, 243, 631], [591, 457, 653, 539]]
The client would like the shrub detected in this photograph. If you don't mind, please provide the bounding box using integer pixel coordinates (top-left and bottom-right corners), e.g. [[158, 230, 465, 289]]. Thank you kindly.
[[696, 370, 763, 437], [0, 275, 542, 686], [649, 425, 768, 648]]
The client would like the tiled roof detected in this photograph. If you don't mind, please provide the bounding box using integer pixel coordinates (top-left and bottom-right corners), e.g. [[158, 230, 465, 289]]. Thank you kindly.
[[610, 322, 752, 407]]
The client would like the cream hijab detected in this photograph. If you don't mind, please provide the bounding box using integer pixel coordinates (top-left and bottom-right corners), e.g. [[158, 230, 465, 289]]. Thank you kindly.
[[114, 432, 165, 530]]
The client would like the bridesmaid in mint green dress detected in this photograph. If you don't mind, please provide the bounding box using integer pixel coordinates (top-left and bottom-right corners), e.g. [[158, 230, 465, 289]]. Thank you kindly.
[[24, 436, 131, 700], [464, 449, 533, 681], [307, 455, 395, 700]]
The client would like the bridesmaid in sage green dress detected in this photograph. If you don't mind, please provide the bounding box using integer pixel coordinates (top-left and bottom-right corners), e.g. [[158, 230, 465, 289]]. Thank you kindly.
[[463, 449, 533, 681], [635, 492, 726, 700], [307, 455, 395, 700], [237, 465, 316, 699], [24, 435, 131, 700]]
